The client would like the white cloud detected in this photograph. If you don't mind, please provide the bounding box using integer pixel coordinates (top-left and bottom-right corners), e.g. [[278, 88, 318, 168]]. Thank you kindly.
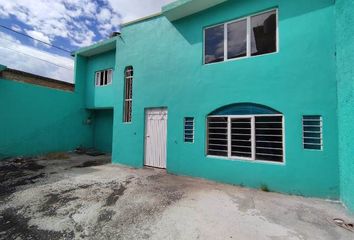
[[97, 8, 112, 23], [0, 31, 74, 83], [107, 0, 175, 23], [25, 30, 51, 44], [0, 0, 175, 83], [0, 0, 101, 48], [11, 24, 21, 32]]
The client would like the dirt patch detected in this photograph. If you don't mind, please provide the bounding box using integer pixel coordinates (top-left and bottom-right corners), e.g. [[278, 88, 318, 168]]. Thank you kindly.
[[0, 208, 73, 240], [74, 159, 110, 168], [41, 152, 70, 160], [105, 184, 127, 206], [40, 192, 80, 216], [0, 158, 46, 200]]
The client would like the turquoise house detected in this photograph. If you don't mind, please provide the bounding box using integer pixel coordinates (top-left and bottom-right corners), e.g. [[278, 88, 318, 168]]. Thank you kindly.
[[1, 0, 352, 212]]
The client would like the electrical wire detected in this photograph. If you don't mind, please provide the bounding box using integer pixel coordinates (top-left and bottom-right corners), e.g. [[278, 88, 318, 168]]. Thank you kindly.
[[0, 45, 73, 70], [0, 24, 73, 54]]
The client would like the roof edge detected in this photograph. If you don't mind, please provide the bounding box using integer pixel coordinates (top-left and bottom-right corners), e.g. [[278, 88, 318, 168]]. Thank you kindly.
[[163, 0, 228, 21], [121, 12, 163, 27], [74, 36, 118, 57]]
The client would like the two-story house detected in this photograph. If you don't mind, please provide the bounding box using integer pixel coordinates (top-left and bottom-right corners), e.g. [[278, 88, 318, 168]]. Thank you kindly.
[[73, 0, 354, 211]]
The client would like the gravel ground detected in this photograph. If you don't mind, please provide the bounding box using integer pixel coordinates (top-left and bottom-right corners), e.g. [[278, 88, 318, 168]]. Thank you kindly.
[[0, 154, 353, 240]]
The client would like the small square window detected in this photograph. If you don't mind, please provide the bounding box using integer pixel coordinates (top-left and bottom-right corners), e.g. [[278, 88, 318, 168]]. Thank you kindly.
[[184, 117, 194, 143], [95, 69, 113, 86], [303, 115, 323, 150]]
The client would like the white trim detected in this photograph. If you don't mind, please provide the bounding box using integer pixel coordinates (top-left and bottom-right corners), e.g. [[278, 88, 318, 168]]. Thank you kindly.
[[246, 16, 251, 58], [227, 117, 231, 157], [251, 116, 256, 160], [203, 8, 279, 65]]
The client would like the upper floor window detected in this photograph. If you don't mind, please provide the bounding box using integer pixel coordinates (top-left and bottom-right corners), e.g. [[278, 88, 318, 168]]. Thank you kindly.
[[123, 66, 133, 123], [204, 9, 278, 64], [95, 69, 113, 86]]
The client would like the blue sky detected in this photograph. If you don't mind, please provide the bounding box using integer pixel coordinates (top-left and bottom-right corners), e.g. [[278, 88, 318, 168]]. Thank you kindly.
[[0, 0, 174, 83]]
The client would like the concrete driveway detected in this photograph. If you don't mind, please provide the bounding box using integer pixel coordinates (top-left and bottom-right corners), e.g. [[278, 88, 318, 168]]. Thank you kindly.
[[0, 154, 353, 240]]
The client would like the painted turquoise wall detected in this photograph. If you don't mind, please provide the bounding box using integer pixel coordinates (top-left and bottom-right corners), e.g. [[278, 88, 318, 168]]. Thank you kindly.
[[112, 0, 339, 199], [93, 109, 113, 153], [85, 50, 116, 109], [336, 0, 354, 211], [0, 77, 93, 159]]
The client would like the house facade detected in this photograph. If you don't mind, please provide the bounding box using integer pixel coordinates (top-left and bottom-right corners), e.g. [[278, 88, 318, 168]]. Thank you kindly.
[[73, 0, 354, 211]]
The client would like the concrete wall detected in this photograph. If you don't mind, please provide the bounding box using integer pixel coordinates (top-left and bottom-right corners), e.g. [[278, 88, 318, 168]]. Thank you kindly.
[[93, 109, 113, 153], [112, 0, 339, 199], [0, 76, 92, 159], [86, 50, 116, 109], [336, 0, 354, 211]]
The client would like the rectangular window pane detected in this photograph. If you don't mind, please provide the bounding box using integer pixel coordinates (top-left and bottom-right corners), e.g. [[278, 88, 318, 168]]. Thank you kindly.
[[207, 117, 228, 157], [123, 66, 133, 123], [227, 19, 247, 59], [204, 24, 224, 64], [303, 115, 322, 150], [231, 118, 252, 158], [107, 70, 112, 84], [95, 72, 100, 86], [255, 116, 283, 162], [184, 117, 194, 143], [251, 10, 277, 56]]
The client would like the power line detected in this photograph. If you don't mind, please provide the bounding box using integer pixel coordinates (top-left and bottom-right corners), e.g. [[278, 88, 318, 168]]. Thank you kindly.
[[0, 24, 73, 54], [0, 45, 73, 70]]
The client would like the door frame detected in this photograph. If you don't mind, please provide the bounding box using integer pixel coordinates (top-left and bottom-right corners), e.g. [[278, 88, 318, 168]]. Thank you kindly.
[[143, 107, 168, 169]]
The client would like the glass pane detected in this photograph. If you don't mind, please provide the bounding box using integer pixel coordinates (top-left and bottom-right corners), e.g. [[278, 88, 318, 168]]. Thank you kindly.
[[204, 24, 224, 64], [251, 10, 277, 56], [227, 20, 247, 59]]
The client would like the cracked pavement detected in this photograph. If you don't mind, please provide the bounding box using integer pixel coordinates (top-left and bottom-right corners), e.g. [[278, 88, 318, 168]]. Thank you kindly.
[[0, 154, 353, 240]]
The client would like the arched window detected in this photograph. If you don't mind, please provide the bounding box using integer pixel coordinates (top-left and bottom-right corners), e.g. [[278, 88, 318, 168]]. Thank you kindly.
[[207, 103, 284, 163], [123, 66, 133, 123]]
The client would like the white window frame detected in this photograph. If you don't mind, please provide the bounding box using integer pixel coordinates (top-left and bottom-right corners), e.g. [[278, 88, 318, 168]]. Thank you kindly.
[[302, 115, 323, 151], [203, 8, 279, 65], [95, 69, 113, 87], [206, 114, 285, 164], [184, 117, 195, 143], [123, 66, 133, 123]]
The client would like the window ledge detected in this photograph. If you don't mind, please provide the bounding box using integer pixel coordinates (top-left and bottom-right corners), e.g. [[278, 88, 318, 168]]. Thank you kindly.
[[206, 155, 286, 166]]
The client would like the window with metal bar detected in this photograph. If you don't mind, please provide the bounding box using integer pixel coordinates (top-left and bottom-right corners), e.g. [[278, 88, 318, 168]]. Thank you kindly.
[[95, 69, 113, 86], [184, 117, 195, 143], [123, 66, 133, 123], [207, 117, 228, 157], [303, 115, 322, 150], [207, 115, 284, 163]]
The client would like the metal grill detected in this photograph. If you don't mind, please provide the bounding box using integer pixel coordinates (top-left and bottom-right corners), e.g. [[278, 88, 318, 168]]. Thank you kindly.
[[231, 118, 252, 158], [303, 115, 322, 150], [207, 115, 284, 163], [123, 66, 133, 123], [255, 116, 283, 162], [184, 117, 194, 143], [207, 117, 228, 157]]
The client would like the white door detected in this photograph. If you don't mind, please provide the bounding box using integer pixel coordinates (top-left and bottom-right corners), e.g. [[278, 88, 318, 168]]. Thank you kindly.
[[144, 108, 168, 169]]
